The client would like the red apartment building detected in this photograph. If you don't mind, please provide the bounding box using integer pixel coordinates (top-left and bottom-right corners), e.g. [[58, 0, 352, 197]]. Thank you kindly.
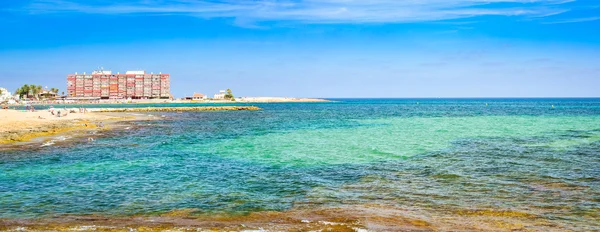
[[67, 70, 170, 99]]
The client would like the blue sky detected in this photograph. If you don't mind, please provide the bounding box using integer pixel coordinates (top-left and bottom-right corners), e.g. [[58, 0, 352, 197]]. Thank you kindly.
[[1, 0, 599, 98]]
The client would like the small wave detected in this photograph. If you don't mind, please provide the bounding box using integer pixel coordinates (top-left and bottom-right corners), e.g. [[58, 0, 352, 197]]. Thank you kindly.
[[41, 141, 55, 147], [56, 136, 70, 141]]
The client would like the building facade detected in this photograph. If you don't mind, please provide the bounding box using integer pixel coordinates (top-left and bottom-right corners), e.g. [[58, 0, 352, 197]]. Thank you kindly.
[[213, 90, 226, 99], [192, 93, 206, 100], [67, 70, 170, 99]]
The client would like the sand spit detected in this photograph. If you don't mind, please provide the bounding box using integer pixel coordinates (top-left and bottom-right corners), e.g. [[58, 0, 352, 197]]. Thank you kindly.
[[0, 110, 148, 146], [90, 106, 262, 113], [0, 204, 579, 231], [0, 106, 259, 145]]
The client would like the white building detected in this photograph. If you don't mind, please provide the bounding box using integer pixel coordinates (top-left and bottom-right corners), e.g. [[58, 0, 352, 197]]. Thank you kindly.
[[213, 90, 226, 99], [0, 87, 12, 102], [192, 93, 206, 100]]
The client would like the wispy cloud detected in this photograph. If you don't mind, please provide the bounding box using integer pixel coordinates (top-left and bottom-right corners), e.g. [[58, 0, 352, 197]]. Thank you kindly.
[[543, 16, 600, 24], [19, 0, 576, 24]]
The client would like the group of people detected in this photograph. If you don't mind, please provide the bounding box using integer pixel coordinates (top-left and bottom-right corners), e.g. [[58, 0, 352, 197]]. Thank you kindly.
[[48, 106, 68, 118], [25, 105, 36, 112]]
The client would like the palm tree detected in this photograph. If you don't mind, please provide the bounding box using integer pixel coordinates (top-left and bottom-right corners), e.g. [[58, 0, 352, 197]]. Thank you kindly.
[[50, 88, 59, 99], [37, 85, 43, 100], [30, 84, 37, 99], [225, 88, 234, 101], [29, 84, 42, 100], [20, 84, 30, 98]]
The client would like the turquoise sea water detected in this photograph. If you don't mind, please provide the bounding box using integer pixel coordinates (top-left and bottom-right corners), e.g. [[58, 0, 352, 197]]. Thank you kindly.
[[1, 99, 599, 228]]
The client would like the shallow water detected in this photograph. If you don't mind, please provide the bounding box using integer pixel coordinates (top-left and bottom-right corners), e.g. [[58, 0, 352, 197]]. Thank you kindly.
[[1, 99, 599, 229]]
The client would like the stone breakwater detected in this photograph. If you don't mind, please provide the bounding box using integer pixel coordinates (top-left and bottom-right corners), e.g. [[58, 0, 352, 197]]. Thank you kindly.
[[90, 106, 262, 113]]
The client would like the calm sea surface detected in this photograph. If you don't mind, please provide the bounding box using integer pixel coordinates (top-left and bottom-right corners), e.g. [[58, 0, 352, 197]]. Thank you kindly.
[[1, 99, 599, 228]]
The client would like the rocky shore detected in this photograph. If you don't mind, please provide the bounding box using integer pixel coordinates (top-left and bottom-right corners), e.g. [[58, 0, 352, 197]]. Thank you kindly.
[[0, 204, 558, 231]]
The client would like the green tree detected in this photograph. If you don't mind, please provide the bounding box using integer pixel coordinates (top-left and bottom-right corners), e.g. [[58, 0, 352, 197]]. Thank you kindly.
[[17, 84, 30, 98], [49, 88, 59, 99], [30, 84, 40, 99], [37, 85, 43, 99], [225, 88, 235, 101]]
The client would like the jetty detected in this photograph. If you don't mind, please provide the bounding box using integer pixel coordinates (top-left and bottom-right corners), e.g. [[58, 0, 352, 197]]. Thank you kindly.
[[90, 106, 261, 113]]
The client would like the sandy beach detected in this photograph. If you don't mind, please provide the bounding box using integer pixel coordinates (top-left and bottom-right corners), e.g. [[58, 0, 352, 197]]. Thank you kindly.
[[0, 106, 261, 146], [0, 109, 136, 146]]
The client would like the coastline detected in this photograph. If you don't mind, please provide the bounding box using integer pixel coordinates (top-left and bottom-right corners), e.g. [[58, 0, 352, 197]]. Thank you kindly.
[[1, 100, 598, 231], [6, 97, 330, 106], [0, 204, 566, 231], [0, 110, 143, 148], [0, 106, 261, 148], [88, 106, 261, 112]]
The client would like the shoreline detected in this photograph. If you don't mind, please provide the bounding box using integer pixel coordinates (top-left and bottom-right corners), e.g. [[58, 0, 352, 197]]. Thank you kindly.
[[0, 204, 568, 231], [0, 106, 261, 148], [89, 106, 261, 112], [5, 97, 330, 106], [0, 110, 150, 148]]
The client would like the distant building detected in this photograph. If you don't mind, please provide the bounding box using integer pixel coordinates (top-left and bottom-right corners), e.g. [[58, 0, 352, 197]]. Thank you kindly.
[[39, 90, 57, 99], [192, 93, 206, 100], [0, 87, 12, 101], [213, 90, 226, 99], [67, 69, 170, 99]]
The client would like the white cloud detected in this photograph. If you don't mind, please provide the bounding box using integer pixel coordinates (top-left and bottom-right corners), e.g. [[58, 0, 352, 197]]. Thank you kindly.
[[543, 16, 600, 24], [22, 0, 575, 23]]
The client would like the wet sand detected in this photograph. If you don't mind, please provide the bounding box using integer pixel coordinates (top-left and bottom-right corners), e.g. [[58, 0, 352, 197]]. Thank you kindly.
[[0, 106, 259, 146], [0, 109, 144, 146]]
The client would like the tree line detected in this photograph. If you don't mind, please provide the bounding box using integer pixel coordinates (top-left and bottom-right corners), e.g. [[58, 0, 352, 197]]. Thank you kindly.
[[14, 84, 62, 100]]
